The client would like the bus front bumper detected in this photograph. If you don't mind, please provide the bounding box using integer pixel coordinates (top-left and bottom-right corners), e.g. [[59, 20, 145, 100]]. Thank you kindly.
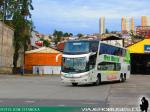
[[61, 75, 92, 84]]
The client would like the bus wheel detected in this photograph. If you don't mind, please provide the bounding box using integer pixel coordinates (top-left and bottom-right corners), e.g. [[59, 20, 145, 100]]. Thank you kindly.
[[124, 74, 126, 81], [72, 83, 78, 86], [94, 74, 101, 86], [120, 74, 125, 82]]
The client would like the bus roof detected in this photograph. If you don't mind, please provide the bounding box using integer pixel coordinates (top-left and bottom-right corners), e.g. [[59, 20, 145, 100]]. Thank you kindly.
[[66, 40, 99, 42]]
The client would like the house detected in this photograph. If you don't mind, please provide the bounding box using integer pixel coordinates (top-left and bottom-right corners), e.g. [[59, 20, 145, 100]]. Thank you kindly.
[[25, 47, 62, 75]]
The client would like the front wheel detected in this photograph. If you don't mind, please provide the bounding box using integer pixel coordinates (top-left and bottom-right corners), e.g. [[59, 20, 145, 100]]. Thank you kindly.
[[72, 83, 78, 86]]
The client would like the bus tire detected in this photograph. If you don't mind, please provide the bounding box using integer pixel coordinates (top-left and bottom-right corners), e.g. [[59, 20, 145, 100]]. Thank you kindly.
[[124, 73, 126, 81], [94, 74, 101, 86], [120, 74, 125, 82], [72, 83, 78, 86]]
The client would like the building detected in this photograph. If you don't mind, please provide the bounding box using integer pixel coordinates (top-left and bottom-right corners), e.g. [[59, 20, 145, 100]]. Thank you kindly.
[[136, 16, 150, 39], [30, 31, 52, 49], [141, 16, 150, 27], [136, 26, 150, 38], [123, 36, 133, 47], [0, 22, 14, 74], [101, 35, 123, 47], [25, 47, 62, 75], [99, 17, 105, 34], [141, 16, 147, 27], [30, 31, 42, 49], [127, 39, 150, 74], [121, 17, 135, 33], [57, 42, 65, 52]]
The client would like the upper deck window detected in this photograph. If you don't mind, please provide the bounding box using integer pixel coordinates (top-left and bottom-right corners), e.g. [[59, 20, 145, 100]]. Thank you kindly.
[[64, 41, 99, 54], [99, 43, 124, 56]]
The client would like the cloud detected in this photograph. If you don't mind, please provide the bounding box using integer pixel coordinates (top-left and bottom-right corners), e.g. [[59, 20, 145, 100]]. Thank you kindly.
[[32, 0, 150, 34], [32, 0, 150, 19]]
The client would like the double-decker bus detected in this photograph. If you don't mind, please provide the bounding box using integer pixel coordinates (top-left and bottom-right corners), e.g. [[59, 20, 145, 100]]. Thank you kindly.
[[61, 40, 130, 86]]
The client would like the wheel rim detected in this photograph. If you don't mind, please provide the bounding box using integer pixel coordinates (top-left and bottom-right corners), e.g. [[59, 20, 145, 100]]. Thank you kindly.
[[96, 77, 100, 85], [120, 75, 124, 82]]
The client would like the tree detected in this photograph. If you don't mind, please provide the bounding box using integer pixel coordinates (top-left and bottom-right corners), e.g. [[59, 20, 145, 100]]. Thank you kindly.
[[53, 30, 63, 38], [21, 0, 34, 17], [13, 0, 33, 68], [129, 30, 145, 40], [12, 11, 33, 68], [63, 32, 69, 37], [0, 0, 4, 19], [52, 30, 73, 44], [63, 32, 73, 37], [0, 0, 33, 20], [0, 0, 34, 68], [69, 33, 73, 37], [77, 33, 84, 38], [40, 38, 50, 47], [48, 35, 52, 39], [43, 40, 50, 47], [53, 30, 63, 44]]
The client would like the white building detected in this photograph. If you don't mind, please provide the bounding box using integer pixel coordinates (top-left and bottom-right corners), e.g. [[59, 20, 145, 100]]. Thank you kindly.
[[30, 31, 41, 48], [99, 17, 105, 34], [121, 17, 134, 33], [141, 16, 150, 26]]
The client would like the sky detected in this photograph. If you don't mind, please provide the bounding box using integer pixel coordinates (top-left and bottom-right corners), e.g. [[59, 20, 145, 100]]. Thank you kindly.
[[31, 0, 150, 35]]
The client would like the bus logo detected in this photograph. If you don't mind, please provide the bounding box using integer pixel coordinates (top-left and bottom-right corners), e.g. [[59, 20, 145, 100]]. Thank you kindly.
[[104, 55, 119, 62]]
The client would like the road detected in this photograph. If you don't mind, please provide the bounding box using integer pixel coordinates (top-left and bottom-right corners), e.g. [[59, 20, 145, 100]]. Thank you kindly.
[[0, 75, 150, 109]]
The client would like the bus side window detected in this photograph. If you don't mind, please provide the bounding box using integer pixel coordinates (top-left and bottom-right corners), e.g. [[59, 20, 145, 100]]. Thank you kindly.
[[89, 54, 97, 70], [98, 62, 120, 71], [115, 63, 121, 71]]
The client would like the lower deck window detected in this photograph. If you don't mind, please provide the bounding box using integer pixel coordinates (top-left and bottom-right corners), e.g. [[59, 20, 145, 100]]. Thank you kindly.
[[97, 62, 121, 71]]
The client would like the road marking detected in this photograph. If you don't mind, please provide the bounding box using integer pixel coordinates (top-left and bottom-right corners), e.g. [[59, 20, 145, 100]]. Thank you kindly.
[[58, 104, 65, 106], [24, 100, 35, 103]]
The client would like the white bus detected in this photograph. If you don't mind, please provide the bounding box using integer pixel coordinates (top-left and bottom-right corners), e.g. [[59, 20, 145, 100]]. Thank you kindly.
[[61, 40, 130, 86]]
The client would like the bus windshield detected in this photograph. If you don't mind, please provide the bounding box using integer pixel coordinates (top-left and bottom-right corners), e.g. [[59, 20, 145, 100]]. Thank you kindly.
[[62, 57, 88, 73]]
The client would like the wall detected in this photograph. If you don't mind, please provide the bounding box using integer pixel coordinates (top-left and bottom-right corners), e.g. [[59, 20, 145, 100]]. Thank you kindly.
[[25, 53, 62, 70], [0, 22, 14, 74], [33, 66, 61, 75], [127, 39, 150, 53]]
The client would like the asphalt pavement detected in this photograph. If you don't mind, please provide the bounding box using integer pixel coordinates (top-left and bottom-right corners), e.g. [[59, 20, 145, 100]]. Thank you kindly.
[[0, 74, 149, 111]]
